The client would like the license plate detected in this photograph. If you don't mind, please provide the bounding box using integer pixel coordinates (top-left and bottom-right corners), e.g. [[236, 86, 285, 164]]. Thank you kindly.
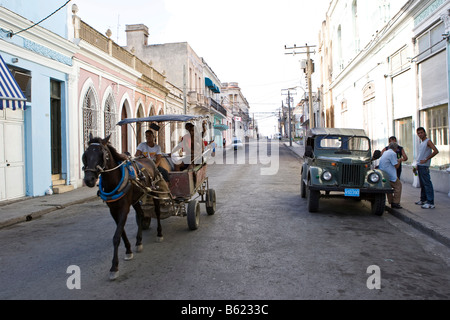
[[345, 189, 360, 197]]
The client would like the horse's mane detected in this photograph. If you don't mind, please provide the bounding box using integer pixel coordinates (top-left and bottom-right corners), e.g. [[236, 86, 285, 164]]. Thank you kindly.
[[89, 137, 128, 162]]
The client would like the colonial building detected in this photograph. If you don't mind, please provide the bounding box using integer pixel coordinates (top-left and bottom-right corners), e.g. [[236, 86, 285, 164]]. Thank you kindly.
[[71, 8, 177, 187], [220, 82, 252, 141], [124, 24, 238, 147], [318, 0, 450, 193], [0, 2, 78, 200], [203, 59, 229, 148]]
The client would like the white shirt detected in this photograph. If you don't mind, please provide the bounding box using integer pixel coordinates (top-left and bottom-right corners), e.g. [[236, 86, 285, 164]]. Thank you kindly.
[[137, 143, 161, 161], [379, 149, 398, 182]]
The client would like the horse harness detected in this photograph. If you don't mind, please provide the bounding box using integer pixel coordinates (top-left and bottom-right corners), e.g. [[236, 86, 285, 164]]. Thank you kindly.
[[83, 143, 171, 203]]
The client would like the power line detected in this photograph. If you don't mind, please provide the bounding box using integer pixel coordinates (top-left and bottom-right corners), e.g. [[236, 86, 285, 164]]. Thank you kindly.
[[8, 0, 72, 38]]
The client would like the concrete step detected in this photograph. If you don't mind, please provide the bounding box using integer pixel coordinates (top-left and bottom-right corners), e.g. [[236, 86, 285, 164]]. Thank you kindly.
[[52, 179, 66, 186], [52, 185, 74, 194]]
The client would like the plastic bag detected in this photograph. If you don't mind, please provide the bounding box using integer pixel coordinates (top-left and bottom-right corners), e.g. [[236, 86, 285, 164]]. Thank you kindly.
[[412, 161, 420, 188]]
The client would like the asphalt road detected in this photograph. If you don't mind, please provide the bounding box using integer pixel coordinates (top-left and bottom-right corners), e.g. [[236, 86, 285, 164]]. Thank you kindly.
[[0, 140, 449, 301]]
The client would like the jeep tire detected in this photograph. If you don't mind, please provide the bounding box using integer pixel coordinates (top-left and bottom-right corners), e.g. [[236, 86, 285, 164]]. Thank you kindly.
[[300, 177, 306, 198], [371, 194, 386, 216], [307, 182, 320, 212]]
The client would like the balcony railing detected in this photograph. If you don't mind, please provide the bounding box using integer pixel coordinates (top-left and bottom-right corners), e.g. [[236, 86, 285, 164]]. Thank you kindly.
[[210, 98, 227, 117], [78, 20, 165, 88]]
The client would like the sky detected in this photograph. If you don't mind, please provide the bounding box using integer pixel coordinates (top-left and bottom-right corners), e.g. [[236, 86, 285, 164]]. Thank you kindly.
[[70, 0, 331, 136]]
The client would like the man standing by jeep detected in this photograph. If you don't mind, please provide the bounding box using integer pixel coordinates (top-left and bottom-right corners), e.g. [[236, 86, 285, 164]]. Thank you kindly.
[[415, 127, 439, 209], [379, 142, 403, 209]]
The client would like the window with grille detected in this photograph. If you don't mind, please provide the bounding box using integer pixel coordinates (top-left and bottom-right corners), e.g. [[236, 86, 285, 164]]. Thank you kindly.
[[83, 87, 99, 149], [104, 94, 118, 147]]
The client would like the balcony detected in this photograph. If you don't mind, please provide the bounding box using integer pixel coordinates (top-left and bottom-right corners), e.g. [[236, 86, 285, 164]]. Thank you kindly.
[[188, 92, 206, 108], [210, 98, 227, 117]]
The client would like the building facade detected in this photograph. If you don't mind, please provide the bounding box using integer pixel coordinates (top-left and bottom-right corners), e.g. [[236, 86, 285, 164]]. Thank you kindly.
[[0, 2, 78, 200], [71, 10, 172, 187], [220, 82, 252, 142], [318, 0, 450, 193]]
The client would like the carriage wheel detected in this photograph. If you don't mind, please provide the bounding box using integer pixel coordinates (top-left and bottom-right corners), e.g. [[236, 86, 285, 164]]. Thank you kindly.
[[187, 200, 200, 230], [206, 189, 216, 215]]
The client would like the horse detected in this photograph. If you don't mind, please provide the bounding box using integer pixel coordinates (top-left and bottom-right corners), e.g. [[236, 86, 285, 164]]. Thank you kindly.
[[82, 134, 170, 280]]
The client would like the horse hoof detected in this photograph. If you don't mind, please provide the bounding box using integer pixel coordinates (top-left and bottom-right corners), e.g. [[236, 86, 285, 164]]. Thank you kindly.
[[136, 244, 143, 253], [156, 236, 164, 243], [124, 253, 134, 261], [109, 271, 119, 281]]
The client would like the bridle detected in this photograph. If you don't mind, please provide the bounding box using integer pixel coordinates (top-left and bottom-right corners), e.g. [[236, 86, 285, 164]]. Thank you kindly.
[[83, 143, 126, 175]]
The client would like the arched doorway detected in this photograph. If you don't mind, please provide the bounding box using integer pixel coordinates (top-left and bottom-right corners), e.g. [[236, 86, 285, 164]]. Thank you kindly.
[[121, 104, 129, 153]]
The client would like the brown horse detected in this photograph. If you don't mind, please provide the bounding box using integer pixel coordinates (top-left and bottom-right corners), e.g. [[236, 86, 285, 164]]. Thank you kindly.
[[82, 134, 169, 280]]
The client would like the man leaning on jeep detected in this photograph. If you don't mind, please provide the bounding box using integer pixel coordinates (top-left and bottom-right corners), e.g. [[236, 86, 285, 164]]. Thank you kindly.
[[379, 142, 403, 209]]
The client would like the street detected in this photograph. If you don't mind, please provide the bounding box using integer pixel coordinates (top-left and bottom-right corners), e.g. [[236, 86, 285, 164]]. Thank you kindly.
[[0, 140, 449, 300]]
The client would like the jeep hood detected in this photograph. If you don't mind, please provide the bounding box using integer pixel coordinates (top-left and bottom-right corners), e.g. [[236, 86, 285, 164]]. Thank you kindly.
[[316, 156, 371, 163]]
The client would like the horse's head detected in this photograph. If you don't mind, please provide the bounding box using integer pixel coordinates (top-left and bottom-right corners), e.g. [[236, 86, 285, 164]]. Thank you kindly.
[[82, 134, 111, 188]]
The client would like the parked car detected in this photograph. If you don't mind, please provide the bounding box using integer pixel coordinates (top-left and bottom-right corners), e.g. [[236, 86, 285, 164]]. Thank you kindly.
[[300, 128, 393, 216], [231, 137, 243, 150]]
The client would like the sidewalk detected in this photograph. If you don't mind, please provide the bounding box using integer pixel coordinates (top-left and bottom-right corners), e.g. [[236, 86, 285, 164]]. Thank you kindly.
[[283, 140, 450, 248], [0, 186, 99, 229]]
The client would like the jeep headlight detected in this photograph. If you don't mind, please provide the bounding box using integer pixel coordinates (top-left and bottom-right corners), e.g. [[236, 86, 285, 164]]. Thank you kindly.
[[368, 172, 380, 184], [322, 171, 333, 181]]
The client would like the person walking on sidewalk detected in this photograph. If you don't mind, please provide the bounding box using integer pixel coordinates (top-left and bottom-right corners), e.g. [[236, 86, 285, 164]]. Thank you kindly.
[[415, 127, 439, 209], [379, 142, 403, 209]]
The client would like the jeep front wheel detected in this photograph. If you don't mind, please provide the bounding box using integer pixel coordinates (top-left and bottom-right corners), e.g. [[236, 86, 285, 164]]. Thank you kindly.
[[307, 182, 320, 212], [371, 194, 386, 216], [300, 177, 306, 198]]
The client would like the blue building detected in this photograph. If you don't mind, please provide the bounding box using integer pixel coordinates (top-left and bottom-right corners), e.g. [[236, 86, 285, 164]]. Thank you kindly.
[[0, 1, 77, 201]]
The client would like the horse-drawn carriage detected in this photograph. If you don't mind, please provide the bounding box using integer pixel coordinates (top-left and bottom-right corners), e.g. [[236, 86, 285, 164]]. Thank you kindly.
[[117, 114, 217, 231], [82, 114, 217, 280]]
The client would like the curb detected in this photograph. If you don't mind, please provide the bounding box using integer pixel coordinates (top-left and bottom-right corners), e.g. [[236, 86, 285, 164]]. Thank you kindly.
[[388, 207, 450, 249]]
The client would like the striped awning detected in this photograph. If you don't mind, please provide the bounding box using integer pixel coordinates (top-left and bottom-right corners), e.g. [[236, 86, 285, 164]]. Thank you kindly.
[[0, 54, 27, 110]]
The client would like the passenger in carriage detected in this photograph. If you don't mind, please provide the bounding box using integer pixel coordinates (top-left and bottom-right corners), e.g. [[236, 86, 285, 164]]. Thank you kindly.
[[172, 122, 205, 171], [135, 130, 169, 182]]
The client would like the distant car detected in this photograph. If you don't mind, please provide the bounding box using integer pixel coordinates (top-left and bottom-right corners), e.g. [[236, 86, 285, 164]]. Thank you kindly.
[[231, 137, 243, 150], [274, 133, 282, 140]]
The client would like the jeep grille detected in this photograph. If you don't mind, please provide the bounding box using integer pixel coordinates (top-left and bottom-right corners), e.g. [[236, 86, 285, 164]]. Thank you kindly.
[[341, 164, 362, 186]]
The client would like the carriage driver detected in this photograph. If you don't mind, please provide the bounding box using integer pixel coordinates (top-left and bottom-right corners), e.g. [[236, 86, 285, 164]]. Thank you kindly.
[[135, 130, 169, 182]]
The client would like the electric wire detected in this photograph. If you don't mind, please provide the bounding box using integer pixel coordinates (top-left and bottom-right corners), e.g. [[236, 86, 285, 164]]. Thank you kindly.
[[8, 0, 72, 37]]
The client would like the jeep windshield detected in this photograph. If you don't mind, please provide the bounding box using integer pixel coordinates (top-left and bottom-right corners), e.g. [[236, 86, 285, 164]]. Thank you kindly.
[[316, 135, 370, 152]]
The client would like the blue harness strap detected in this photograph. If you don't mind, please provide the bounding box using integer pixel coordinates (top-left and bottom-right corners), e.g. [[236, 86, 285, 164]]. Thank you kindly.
[[98, 162, 132, 202]]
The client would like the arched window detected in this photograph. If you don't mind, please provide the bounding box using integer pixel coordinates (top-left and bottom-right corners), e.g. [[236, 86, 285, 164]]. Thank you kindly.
[[104, 94, 118, 147], [83, 87, 99, 149]]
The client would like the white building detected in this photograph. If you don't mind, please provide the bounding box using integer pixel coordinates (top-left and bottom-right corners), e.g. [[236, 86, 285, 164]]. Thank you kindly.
[[319, 0, 450, 193]]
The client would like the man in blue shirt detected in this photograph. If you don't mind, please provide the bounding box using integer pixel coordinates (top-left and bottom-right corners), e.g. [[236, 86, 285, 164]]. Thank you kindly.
[[379, 142, 403, 209]]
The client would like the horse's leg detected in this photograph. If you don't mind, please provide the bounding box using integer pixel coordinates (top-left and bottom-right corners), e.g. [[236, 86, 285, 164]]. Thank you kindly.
[[109, 210, 131, 280], [154, 198, 164, 242], [132, 202, 144, 253], [121, 228, 134, 261]]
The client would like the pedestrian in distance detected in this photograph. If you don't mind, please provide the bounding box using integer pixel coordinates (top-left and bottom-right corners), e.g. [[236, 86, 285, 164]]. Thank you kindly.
[[381, 136, 408, 179], [379, 141, 403, 209], [415, 127, 439, 209]]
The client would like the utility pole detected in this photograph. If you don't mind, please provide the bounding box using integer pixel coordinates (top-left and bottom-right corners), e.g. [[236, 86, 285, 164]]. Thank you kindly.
[[285, 43, 316, 129], [183, 65, 187, 115], [282, 88, 297, 147]]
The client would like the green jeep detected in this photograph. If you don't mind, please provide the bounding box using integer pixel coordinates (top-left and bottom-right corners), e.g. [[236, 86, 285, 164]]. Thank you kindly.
[[300, 128, 393, 216]]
